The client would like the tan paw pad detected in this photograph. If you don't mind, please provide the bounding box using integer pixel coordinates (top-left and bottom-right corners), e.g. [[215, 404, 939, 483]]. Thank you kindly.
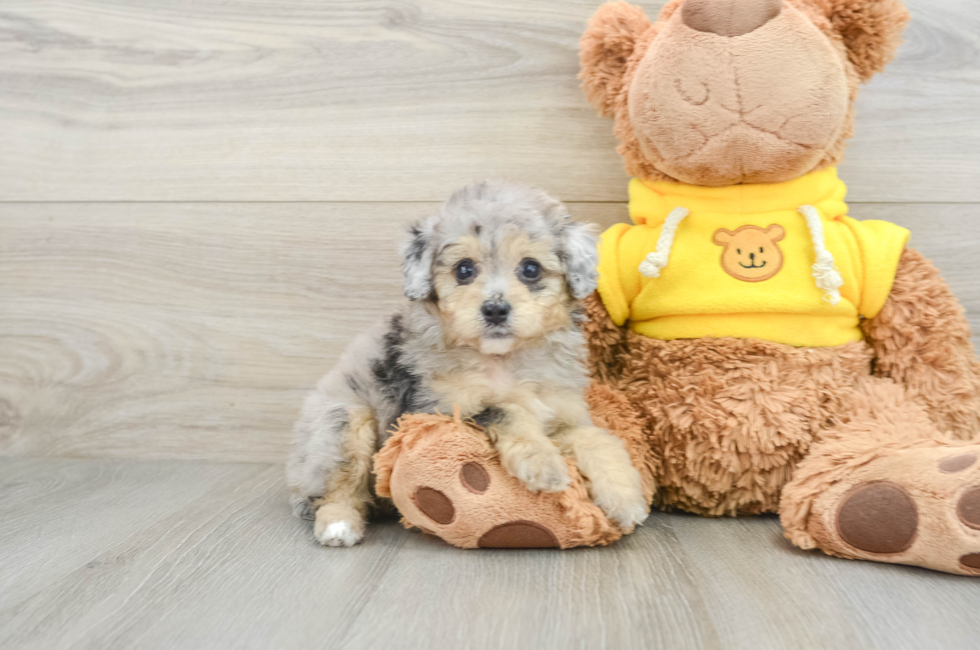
[[413, 487, 455, 525], [957, 486, 980, 530], [477, 521, 560, 548], [940, 453, 977, 474], [836, 482, 918, 554], [959, 553, 980, 571], [460, 461, 490, 494]]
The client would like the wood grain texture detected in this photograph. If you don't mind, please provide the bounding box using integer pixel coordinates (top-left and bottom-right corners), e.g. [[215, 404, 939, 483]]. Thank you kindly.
[[3, 202, 979, 462], [0, 0, 977, 202], [2, 457, 979, 650], [2, 1, 979, 644]]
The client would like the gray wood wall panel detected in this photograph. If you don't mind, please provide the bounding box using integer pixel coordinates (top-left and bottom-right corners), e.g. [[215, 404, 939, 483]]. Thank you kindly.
[[0, 0, 977, 202], [2, 202, 978, 462]]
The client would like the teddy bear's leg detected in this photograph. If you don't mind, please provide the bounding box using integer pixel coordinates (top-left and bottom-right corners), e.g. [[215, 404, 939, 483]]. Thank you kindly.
[[863, 247, 980, 439], [780, 377, 980, 575], [375, 413, 625, 549]]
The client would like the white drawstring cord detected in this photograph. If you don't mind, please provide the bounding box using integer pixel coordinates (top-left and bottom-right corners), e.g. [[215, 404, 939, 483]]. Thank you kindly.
[[639, 207, 689, 278], [798, 205, 843, 305], [638, 204, 844, 307]]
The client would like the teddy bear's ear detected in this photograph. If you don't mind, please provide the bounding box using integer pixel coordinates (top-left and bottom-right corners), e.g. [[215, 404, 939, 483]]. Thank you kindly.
[[822, 0, 910, 83], [579, 2, 653, 117]]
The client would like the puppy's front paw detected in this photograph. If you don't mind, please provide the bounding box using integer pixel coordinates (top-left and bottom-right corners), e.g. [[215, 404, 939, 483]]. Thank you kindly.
[[315, 519, 363, 547], [313, 504, 366, 547], [510, 448, 571, 493], [591, 480, 648, 532]]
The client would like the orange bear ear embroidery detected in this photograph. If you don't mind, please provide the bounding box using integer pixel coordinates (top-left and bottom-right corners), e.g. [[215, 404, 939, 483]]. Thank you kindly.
[[712, 225, 785, 282]]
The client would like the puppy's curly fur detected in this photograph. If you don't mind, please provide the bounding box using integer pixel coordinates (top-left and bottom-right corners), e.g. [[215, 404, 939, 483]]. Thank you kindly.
[[287, 180, 647, 546]]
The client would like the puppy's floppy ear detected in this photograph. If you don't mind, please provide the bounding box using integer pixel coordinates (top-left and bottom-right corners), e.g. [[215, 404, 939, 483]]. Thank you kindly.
[[579, 2, 652, 118], [557, 218, 600, 300], [822, 0, 910, 82], [401, 216, 438, 301]]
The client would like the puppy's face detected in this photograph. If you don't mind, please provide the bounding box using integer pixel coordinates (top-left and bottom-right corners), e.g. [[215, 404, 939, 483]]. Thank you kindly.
[[402, 181, 598, 356], [432, 228, 567, 355]]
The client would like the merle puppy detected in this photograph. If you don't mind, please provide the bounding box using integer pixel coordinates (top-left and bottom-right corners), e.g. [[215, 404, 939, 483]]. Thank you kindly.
[[287, 180, 648, 546]]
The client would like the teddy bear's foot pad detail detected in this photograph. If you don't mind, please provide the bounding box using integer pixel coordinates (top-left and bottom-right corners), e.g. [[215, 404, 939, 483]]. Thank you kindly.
[[803, 445, 980, 575], [836, 482, 918, 554], [957, 485, 980, 529], [477, 521, 560, 548], [413, 487, 455, 525]]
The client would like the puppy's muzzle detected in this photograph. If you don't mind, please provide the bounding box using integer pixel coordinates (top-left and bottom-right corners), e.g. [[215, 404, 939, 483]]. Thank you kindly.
[[481, 299, 511, 326]]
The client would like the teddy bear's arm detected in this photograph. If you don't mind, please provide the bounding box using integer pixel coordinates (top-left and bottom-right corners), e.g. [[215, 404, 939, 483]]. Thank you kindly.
[[582, 291, 629, 383], [861, 247, 980, 439]]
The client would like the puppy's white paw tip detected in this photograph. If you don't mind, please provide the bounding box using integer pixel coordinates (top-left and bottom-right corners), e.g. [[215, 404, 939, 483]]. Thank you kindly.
[[522, 470, 571, 494], [594, 492, 649, 532], [513, 451, 572, 493], [615, 508, 649, 532], [316, 520, 362, 547]]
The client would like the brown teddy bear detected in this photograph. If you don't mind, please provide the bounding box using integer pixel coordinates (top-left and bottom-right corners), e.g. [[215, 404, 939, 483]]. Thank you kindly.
[[377, 0, 980, 575]]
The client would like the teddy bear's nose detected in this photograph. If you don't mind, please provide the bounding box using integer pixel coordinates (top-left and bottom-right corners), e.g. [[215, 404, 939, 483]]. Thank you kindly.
[[682, 0, 782, 37]]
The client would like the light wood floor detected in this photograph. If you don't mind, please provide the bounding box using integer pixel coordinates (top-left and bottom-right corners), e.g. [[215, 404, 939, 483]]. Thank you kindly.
[[2, 1, 980, 648], [2, 457, 979, 650]]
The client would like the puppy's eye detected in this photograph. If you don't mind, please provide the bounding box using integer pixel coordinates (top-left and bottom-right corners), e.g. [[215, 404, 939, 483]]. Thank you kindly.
[[454, 259, 477, 284], [518, 258, 542, 283]]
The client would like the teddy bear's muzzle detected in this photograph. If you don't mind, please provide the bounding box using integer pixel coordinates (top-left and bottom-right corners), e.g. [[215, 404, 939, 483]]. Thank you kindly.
[[681, 0, 782, 37], [626, 0, 851, 185]]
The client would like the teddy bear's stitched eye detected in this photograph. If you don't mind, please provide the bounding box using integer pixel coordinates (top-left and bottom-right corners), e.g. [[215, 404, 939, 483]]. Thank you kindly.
[[518, 258, 542, 283], [454, 259, 477, 284], [737, 249, 741, 255], [760, 247, 764, 253]]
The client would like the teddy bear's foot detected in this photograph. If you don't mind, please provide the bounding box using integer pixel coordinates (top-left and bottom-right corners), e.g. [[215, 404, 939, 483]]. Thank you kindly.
[[374, 413, 626, 549], [784, 442, 980, 575]]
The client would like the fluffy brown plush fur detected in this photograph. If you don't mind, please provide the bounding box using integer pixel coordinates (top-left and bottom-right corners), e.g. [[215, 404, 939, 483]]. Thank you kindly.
[[583, 247, 980, 573], [584, 292, 874, 515], [862, 248, 980, 439]]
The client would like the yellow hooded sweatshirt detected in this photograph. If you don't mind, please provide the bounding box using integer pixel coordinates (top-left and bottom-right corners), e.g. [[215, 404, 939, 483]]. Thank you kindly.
[[597, 167, 910, 347]]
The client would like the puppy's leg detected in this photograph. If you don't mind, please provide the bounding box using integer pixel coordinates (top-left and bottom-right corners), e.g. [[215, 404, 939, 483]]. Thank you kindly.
[[554, 425, 648, 531], [481, 404, 571, 493], [312, 406, 377, 547]]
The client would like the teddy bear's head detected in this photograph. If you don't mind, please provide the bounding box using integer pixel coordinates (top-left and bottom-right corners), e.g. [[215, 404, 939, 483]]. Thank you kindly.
[[580, 0, 909, 186]]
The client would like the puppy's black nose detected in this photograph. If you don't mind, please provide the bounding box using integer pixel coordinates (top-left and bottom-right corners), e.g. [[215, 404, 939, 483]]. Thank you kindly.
[[481, 300, 511, 325]]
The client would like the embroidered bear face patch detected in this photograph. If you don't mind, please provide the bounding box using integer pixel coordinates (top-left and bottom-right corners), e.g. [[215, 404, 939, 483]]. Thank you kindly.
[[712, 225, 785, 282]]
